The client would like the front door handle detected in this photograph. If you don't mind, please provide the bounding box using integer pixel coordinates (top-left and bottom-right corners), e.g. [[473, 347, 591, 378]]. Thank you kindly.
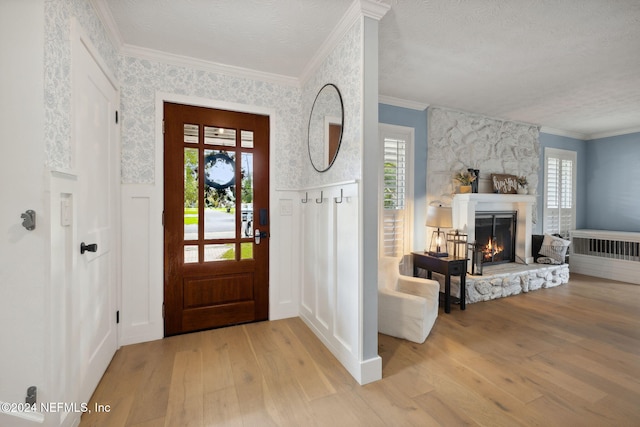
[[80, 242, 98, 254], [254, 229, 269, 245]]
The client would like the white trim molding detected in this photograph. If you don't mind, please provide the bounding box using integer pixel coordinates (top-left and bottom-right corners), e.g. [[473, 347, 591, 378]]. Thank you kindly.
[[299, 0, 390, 85], [89, 0, 124, 50], [587, 125, 640, 140], [379, 95, 429, 111], [122, 44, 299, 88], [540, 126, 588, 141]]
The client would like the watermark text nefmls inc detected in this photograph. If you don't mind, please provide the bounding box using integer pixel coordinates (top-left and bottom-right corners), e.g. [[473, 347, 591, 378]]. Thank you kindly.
[[1, 401, 111, 414]]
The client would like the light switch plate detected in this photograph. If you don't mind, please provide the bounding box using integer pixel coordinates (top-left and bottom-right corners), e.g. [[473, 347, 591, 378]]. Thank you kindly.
[[61, 198, 72, 226], [279, 199, 293, 216]]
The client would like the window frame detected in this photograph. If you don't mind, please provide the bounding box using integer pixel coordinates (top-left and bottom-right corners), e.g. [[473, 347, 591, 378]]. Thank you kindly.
[[378, 123, 414, 258], [543, 147, 577, 237]]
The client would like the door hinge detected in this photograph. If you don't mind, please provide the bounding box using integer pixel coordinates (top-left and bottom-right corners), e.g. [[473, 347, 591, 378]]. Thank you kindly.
[[162, 210, 165, 226], [116, 310, 120, 324], [162, 120, 165, 134], [162, 303, 165, 319], [115, 110, 119, 124]]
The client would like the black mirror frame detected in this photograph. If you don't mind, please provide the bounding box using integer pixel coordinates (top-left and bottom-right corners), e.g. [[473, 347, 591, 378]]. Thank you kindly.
[[307, 83, 344, 173]]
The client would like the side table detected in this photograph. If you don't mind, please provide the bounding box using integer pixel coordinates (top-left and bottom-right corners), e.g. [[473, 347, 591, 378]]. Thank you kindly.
[[412, 252, 467, 313]]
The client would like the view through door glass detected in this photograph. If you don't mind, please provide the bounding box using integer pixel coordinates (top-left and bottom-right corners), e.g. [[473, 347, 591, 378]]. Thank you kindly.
[[164, 102, 269, 336]]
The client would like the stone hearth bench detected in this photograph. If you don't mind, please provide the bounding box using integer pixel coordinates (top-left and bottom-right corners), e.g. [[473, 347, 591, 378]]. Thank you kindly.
[[429, 263, 570, 304]]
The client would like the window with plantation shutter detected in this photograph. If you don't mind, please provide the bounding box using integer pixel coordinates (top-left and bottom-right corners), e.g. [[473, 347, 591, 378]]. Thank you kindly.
[[544, 148, 576, 236], [379, 124, 414, 257]]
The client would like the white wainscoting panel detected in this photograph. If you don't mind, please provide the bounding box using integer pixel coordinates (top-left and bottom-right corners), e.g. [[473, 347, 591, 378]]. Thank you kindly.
[[269, 192, 301, 320], [120, 184, 163, 345], [298, 182, 364, 383], [45, 171, 77, 427]]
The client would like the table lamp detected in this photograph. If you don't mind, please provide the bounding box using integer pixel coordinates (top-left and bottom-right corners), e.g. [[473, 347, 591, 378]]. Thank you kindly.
[[426, 205, 452, 257]]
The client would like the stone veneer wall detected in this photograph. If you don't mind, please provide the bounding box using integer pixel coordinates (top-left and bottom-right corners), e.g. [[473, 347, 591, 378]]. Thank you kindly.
[[427, 107, 540, 215]]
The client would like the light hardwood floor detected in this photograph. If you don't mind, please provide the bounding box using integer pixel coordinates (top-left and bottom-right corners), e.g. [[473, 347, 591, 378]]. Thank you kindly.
[[80, 274, 640, 426]]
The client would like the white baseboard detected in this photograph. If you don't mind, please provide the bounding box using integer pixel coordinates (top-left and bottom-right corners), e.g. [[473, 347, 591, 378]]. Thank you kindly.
[[299, 314, 381, 385]]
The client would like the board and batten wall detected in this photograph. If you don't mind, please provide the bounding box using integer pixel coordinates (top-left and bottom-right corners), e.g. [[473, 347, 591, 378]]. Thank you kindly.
[[296, 9, 387, 384]]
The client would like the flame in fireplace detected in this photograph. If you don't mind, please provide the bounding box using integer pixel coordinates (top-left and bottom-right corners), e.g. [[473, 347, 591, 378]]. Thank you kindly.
[[483, 237, 503, 262]]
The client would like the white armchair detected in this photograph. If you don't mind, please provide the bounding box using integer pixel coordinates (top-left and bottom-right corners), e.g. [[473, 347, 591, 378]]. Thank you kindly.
[[378, 256, 440, 343]]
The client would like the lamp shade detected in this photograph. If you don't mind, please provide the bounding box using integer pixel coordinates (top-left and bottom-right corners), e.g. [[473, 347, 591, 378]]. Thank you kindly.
[[426, 205, 452, 228]]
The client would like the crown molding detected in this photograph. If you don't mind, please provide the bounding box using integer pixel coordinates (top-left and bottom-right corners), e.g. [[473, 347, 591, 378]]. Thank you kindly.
[[432, 105, 540, 131], [586, 125, 640, 140], [121, 44, 299, 87], [299, 0, 390, 86], [91, 0, 390, 90], [539, 126, 588, 140], [89, 0, 123, 50], [361, 0, 392, 20], [378, 95, 428, 110], [91, 0, 298, 87], [298, 1, 361, 86]]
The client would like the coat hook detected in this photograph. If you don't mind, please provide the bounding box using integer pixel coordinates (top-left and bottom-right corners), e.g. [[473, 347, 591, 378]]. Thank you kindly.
[[334, 189, 344, 203], [301, 192, 309, 203], [316, 191, 324, 204]]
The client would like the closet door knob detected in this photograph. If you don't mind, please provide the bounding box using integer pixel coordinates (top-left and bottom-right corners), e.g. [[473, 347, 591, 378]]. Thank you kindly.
[[80, 242, 98, 254]]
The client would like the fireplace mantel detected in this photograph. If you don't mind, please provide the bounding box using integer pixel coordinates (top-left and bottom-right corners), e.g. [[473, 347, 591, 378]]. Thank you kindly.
[[452, 193, 536, 264]]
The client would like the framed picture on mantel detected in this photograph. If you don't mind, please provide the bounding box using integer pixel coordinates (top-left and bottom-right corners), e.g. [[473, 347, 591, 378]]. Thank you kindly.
[[491, 173, 518, 194]]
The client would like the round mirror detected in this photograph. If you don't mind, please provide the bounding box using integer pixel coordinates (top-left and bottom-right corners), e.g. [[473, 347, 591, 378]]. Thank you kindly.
[[308, 83, 344, 172]]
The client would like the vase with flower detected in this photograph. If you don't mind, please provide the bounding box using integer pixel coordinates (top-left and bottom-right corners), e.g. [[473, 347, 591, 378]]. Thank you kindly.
[[517, 176, 528, 194], [454, 170, 477, 194]]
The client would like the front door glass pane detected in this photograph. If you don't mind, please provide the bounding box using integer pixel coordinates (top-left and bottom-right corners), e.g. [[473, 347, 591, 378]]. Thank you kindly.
[[241, 130, 254, 148], [204, 149, 236, 240], [184, 124, 198, 144], [184, 245, 198, 263], [205, 243, 235, 262], [204, 126, 236, 146], [184, 148, 199, 241], [241, 242, 253, 260], [241, 152, 254, 238]]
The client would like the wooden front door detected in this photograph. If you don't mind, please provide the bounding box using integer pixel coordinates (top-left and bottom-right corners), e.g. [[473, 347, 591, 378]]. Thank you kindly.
[[164, 102, 269, 336]]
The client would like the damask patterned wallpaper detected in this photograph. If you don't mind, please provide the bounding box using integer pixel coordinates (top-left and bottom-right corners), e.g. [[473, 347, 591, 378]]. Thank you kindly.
[[301, 19, 363, 188], [44, 0, 119, 171], [44, 0, 363, 190], [119, 59, 303, 187]]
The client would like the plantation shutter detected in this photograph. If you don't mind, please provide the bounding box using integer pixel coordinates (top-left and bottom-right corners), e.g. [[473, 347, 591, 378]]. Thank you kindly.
[[544, 148, 576, 236], [382, 137, 407, 257]]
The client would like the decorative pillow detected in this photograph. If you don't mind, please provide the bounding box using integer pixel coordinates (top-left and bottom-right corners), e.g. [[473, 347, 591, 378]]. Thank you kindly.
[[536, 256, 562, 265], [538, 233, 570, 264]]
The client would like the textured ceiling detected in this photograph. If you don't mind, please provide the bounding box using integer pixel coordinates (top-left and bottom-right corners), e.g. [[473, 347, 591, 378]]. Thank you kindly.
[[102, 0, 352, 77], [96, 0, 640, 138], [379, 0, 640, 138]]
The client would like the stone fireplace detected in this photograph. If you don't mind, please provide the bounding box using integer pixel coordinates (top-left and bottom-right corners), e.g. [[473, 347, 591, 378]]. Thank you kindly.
[[423, 107, 569, 303], [452, 193, 536, 264]]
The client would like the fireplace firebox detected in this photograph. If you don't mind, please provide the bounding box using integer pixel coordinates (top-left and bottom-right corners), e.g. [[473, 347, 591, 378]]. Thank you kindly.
[[475, 211, 517, 265]]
